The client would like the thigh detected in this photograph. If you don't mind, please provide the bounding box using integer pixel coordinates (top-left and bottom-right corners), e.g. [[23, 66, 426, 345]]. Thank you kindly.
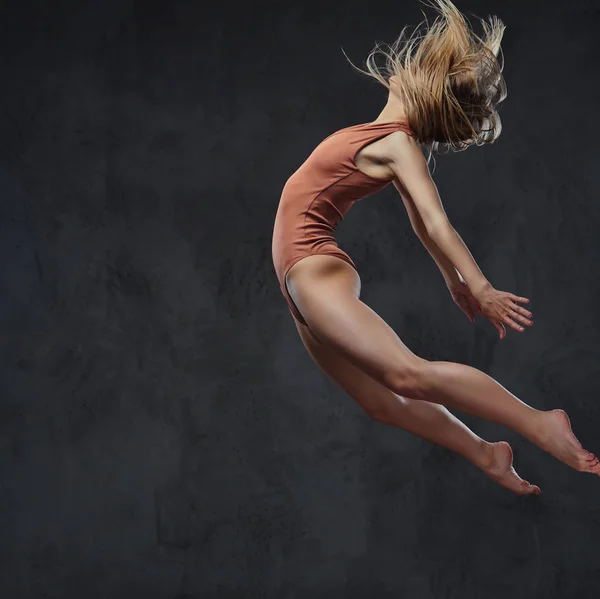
[[294, 319, 409, 420], [286, 254, 427, 393]]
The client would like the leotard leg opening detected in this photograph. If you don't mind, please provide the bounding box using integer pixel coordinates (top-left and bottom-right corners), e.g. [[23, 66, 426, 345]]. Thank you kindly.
[[280, 251, 359, 328]]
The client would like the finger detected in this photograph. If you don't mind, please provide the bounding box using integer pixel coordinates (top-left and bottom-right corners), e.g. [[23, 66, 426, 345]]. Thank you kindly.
[[490, 318, 506, 339], [457, 298, 475, 322], [502, 315, 525, 332], [508, 293, 530, 304], [458, 296, 475, 319], [507, 308, 533, 326], [499, 321, 507, 339], [509, 303, 533, 319]]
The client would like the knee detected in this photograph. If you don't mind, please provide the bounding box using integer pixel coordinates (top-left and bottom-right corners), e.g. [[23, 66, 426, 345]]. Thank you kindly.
[[382, 359, 432, 401]]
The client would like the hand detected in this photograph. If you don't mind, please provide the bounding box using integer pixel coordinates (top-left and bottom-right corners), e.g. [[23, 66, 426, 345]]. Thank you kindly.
[[472, 283, 533, 339], [447, 279, 480, 324]]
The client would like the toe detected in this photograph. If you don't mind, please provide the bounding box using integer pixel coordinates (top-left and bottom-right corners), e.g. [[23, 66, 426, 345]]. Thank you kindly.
[[583, 453, 600, 472], [520, 480, 538, 495]]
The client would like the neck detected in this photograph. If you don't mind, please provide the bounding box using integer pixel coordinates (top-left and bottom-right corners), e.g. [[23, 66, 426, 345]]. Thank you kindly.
[[372, 87, 408, 123]]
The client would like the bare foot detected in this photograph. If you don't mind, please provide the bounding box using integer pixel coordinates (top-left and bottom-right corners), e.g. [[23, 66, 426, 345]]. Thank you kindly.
[[534, 409, 600, 475], [478, 441, 541, 495]]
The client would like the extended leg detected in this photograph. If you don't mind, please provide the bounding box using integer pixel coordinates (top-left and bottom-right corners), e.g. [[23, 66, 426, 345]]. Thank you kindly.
[[286, 255, 600, 476], [295, 320, 540, 494]]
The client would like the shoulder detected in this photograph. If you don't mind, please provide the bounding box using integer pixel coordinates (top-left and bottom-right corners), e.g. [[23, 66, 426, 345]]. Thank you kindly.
[[381, 130, 429, 173], [383, 129, 421, 157]]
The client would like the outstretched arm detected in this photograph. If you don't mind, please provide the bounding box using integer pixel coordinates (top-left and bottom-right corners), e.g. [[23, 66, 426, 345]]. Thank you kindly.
[[385, 132, 491, 297], [391, 177, 462, 288], [384, 131, 533, 336]]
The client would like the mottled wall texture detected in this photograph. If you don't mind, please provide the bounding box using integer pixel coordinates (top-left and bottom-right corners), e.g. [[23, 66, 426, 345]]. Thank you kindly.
[[2, 0, 600, 597]]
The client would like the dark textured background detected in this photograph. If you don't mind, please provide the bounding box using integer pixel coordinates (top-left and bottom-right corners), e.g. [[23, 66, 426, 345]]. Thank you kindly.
[[2, 0, 600, 597]]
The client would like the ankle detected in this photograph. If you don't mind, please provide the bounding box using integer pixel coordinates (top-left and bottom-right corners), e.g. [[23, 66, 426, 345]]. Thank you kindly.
[[474, 440, 496, 471], [523, 409, 551, 445]]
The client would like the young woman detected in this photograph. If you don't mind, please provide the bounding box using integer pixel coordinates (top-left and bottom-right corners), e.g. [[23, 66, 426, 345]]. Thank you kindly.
[[271, 0, 600, 495]]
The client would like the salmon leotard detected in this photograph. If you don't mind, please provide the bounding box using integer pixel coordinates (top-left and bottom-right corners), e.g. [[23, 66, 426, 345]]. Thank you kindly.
[[271, 120, 414, 326]]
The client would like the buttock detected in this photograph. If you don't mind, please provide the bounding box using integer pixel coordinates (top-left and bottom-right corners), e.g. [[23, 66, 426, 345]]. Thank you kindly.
[[278, 249, 359, 328]]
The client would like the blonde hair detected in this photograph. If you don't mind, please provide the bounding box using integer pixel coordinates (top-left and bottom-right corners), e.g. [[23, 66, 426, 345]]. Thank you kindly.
[[343, 0, 507, 162]]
